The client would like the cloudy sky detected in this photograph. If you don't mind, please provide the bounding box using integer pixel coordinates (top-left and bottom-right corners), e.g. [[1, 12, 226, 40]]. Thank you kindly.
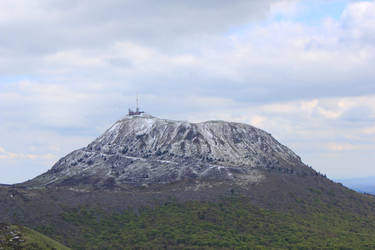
[[1, 0, 375, 184]]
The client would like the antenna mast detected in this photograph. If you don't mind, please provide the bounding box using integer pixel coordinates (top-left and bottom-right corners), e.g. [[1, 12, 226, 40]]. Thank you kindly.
[[136, 94, 139, 113], [128, 94, 144, 116]]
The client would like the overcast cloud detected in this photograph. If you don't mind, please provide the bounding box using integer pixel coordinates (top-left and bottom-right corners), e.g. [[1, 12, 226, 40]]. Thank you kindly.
[[1, 0, 375, 183]]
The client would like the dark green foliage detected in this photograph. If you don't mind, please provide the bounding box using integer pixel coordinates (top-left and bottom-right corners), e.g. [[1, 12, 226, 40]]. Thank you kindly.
[[38, 196, 375, 249]]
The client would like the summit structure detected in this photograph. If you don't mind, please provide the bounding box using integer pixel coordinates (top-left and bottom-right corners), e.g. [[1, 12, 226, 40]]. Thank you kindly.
[[128, 96, 144, 116]]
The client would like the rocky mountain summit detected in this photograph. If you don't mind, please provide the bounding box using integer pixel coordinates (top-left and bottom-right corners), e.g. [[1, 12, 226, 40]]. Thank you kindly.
[[26, 114, 316, 189]]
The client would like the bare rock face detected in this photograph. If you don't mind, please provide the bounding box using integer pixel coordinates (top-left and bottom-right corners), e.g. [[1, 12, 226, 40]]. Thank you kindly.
[[26, 114, 316, 188]]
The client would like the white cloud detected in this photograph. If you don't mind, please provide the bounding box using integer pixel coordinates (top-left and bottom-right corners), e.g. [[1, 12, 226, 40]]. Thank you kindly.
[[0, 146, 56, 160], [270, 0, 298, 17], [45, 50, 104, 68], [342, 0, 375, 42], [362, 126, 375, 135], [1, 0, 375, 182], [250, 115, 267, 127], [326, 143, 358, 152]]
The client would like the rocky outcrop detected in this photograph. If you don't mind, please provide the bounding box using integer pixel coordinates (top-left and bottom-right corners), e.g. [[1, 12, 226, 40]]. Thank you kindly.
[[0, 223, 24, 248]]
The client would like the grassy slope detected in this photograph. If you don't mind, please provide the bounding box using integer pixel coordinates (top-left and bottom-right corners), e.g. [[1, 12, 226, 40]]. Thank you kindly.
[[35, 195, 375, 249], [0, 224, 70, 250]]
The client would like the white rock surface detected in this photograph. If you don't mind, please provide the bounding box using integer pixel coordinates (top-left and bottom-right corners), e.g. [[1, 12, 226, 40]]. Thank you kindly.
[[28, 114, 312, 187]]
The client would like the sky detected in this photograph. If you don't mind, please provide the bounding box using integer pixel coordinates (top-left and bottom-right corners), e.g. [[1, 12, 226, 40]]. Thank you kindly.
[[1, 0, 375, 184]]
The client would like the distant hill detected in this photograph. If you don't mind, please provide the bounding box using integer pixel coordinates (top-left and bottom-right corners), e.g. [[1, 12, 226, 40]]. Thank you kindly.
[[337, 176, 375, 195], [2, 114, 375, 248]]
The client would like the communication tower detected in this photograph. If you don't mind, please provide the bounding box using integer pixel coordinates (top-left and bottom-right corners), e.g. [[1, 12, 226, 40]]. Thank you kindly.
[[128, 95, 144, 116]]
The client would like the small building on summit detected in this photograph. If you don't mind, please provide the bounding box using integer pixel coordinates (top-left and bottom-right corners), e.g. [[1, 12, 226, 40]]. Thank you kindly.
[[128, 108, 144, 116]]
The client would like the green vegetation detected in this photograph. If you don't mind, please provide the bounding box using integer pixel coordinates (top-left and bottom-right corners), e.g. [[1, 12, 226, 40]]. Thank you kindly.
[[35, 196, 375, 249], [0, 224, 70, 250]]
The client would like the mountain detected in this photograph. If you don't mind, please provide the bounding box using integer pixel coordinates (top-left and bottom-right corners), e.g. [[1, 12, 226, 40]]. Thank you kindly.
[[2, 114, 375, 249], [26, 114, 315, 189]]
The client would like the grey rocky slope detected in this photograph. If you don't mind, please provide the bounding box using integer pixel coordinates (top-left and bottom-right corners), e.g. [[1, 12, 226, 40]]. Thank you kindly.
[[26, 114, 316, 188]]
